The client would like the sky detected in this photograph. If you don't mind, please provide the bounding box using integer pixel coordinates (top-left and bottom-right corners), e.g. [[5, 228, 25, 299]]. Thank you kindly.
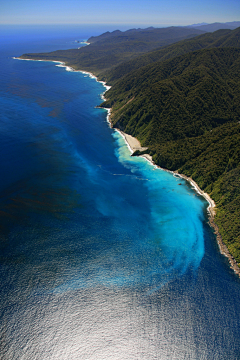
[[0, 0, 240, 27]]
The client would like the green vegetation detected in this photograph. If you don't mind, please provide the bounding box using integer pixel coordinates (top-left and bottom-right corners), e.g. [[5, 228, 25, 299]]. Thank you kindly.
[[21, 26, 240, 267], [20, 26, 205, 76], [101, 45, 240, 265], [100, 28, 240, 84]]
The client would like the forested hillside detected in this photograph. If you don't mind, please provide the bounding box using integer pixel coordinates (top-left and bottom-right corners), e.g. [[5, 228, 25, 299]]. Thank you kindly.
[[20, 26, 204, 75], [100, 27, 240, 84], [101, 46, 240, 264]]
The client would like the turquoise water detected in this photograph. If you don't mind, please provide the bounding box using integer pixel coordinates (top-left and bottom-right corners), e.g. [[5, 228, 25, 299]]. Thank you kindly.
[[1, 25, 240, 359]]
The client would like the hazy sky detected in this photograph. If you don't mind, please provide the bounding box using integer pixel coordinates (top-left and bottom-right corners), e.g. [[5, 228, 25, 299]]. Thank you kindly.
[[1, 0, 240, 26]]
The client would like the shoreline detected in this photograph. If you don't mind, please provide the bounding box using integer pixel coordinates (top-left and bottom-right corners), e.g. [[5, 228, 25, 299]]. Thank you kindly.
[[14, 56, 240, 277], [114, 126, 240, 278], [14, 57, 111, 93]]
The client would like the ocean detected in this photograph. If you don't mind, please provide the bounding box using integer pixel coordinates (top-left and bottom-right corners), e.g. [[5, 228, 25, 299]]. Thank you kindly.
[[0, 25, 240, 360]]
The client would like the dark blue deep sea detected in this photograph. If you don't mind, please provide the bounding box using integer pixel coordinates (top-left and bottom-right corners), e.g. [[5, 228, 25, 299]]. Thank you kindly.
[[0, 25, 240, 360]]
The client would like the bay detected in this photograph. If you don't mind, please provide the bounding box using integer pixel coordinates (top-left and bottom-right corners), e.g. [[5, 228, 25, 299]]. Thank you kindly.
[[0, 25, 240, 360]]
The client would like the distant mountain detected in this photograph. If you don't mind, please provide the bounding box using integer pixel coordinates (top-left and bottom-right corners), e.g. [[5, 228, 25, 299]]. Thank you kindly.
[[87, 27, 156, 43], [188, 22, 209, 27], [225, 21, 240, 27], [190, 21, 240, 32], [100, 27, 240, 84], [20, 26, 205, 76], [87, 30, 122, 43], [87, 26, 206, 48]]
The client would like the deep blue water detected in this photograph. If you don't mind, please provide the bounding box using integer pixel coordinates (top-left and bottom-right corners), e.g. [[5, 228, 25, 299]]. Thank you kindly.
[[0, 25, 240, 360]]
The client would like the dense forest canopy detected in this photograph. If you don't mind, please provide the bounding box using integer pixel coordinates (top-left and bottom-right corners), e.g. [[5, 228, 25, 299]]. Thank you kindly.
[[100, 27, 240, 84]]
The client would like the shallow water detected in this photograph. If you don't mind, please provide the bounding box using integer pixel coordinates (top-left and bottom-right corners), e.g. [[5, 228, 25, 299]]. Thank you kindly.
[[0, 26, 240, 359]]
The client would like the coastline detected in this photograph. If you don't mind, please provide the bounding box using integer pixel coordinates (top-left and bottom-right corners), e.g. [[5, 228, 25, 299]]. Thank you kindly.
[[114, 125, 240, 278], [14, 57, 111, 93], [14, 56, 240, 278]]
